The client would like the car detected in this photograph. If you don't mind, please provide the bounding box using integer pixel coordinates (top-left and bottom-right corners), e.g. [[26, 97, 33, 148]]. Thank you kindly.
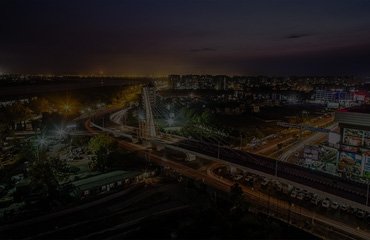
[[348, 207, 357, 214], [311, 197, 320, 206], [330, 201, 339, 210], [356, 210, 366, 219], [366, 213, 370, 222], [290, 191, 297, 198], [340, 203, 349, 212], [275, 183, 282, 192], [305, 192, 314, 201], [245, 176, 254, 186], [297, 192, 305, 201], [261, 179, 269, 188], [322, 199, 330, 208], [233, 175, 243, 181]]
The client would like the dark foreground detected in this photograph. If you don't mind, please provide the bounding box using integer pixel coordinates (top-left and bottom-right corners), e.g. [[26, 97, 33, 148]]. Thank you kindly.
[[0, 179, 316, 239]]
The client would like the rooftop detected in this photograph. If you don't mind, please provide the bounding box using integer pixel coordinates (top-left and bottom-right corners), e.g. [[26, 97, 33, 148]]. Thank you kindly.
[[71, 170, 140, 191], [338, 104, 370, 114], [335, 105, 370, 128]]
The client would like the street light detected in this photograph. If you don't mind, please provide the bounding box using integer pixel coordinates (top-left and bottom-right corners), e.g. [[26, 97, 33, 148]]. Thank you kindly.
[[35, 136, 46, 161], [36, 137, 46, 147], [56, 127, 66, 139], [366, 180, 369, 207], [63, 104, 71, 112], [166, 118, 175, 127], [275, 159, 278, 177]]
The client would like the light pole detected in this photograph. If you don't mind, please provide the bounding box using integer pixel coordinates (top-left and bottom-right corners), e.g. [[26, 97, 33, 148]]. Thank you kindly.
[[217, 140, 220, 159], [275, 159, 278, 177], [240, 134, 243, 150], [366, 180, 369, 207]]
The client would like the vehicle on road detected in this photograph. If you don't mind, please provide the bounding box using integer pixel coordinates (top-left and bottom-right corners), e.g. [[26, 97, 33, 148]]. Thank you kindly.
[[322, 199, 330, 208]]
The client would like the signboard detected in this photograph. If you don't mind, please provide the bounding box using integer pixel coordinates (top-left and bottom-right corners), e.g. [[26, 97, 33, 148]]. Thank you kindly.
[[328, 132, 340, 146], [363, 155, 370, 178], [342, 128, 370, 149], [340, 145, 359, 153], [338, 152, 363, 176], [364, 131, 370, 148], [343, 128, 364, 147], [304, 145, 320, 161]]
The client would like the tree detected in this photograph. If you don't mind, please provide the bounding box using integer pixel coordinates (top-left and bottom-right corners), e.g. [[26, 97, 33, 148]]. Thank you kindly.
[[88, 133, 117, 154], [88, 134, 117, 171], [29, 153, 69, 200], [229, 183, 244, 206], [29, 97, 50, 114], [5, 102, 33, 130], [93, 147, 110, 171], [229, 183, 248, 223]]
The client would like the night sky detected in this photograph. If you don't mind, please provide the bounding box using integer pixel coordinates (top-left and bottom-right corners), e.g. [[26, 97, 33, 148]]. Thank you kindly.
[[1, 0, 370, 76]]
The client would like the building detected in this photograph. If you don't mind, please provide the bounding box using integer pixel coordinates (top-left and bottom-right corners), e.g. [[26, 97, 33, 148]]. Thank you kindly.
[[169, 75, 180, 89], [70, 170, 141, 199], [314, 89, 353, 103], [335, 105, 370, 179]]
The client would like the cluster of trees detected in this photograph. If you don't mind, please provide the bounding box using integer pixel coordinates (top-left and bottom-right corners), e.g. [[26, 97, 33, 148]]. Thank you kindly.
[[11, 141, 71, 206], [28, 153, 69, 201], [0, 102, 33, 132], [88, 133, 118, 171], [111, 86, 141, 106], [87, 133, 146, 171], [179, 108, 230, 140]]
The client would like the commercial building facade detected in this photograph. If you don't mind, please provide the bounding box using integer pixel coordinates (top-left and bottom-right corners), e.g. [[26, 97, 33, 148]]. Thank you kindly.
[[335, 106, 370, 179]]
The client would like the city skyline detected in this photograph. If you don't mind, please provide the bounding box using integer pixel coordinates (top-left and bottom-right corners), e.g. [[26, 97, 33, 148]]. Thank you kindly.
[[1, 0, 370, 76]]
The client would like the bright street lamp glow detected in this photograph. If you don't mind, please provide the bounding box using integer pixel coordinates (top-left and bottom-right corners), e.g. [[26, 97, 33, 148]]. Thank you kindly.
[[56, 128, 66, 138], [166, 118, 175, 127], [36, 137, 46, 146], [63, 104, 71, 111]]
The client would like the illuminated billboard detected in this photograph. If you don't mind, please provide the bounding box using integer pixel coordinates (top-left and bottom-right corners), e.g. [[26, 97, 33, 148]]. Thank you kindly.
[[363, 155, 370, 178], [365, 131, 370, 148], [343, 128, 364, 147], [338, 152, 363, 176]]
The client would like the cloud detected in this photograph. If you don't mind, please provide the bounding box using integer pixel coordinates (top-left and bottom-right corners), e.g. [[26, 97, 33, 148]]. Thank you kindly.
[[189, 47, 216, 53], [285, 33, 311, 39]]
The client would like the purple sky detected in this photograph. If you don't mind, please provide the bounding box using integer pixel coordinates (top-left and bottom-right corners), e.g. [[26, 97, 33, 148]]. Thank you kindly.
[[1, 0, 370, 76]]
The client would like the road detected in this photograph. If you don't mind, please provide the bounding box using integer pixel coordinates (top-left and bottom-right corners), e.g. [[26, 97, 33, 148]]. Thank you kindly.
[[249, 116, 334, 157], [279, 122, 338, 162]]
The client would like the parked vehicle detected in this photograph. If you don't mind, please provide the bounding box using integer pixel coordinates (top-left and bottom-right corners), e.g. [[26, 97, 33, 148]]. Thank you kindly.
[[311, 197, 320, 206], [322, 199, 330, 208], [330, 201, 339, 210], [297, 192, 305, 201], [233, 175, 243, 181], [290, 190, 297, 198], [261, 178, 269, 188], [356, 210, 366, 219], [340, 203, 349, 212]]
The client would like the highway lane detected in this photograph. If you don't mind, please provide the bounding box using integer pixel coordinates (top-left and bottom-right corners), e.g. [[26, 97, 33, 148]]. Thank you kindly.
[[279, 122, 338, 162]]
